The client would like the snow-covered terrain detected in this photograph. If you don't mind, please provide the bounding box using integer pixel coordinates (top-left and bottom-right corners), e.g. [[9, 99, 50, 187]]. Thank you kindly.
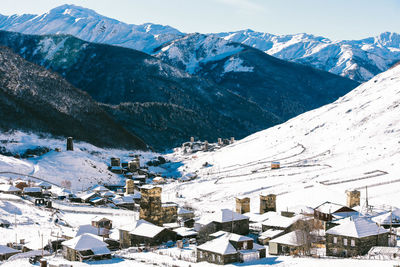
[[216, 30, 400, 82], [164, 64, 400, 216], [0, 4, 183, 53], [0, 131, 156, 190]]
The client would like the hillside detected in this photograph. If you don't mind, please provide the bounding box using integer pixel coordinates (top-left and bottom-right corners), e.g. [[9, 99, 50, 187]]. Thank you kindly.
[[0, 30, 279, 150], [216, 30, 400, 82], [156, 33, 360, 120], [0, 46, 147, 150], [164, 64, 400, 213]]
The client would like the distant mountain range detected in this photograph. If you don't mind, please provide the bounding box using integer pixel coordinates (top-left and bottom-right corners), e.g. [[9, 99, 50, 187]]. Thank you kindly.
[[0, 4, 398, 82], [0, 46, 147, 150]]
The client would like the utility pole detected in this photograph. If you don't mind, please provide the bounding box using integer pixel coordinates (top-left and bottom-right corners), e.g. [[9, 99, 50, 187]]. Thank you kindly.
[[41, 233, 44, 257]]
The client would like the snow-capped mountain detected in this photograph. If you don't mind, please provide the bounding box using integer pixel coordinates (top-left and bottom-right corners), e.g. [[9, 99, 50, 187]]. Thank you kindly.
[[165, 64, 400, 213], [0, 4, 183, 53], [156, 33, 359, 121], [215, 30, 400, 82]]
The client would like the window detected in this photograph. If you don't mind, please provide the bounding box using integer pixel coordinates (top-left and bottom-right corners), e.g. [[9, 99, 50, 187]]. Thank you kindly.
[[211, 254, 215, 261], [333, 237, 337, 244], [343, 238, 347, 246], [351, 239, 355, 247], [199, 251, 203, 258], [217, 255, 221, 262], [243, 241, 248, 249]]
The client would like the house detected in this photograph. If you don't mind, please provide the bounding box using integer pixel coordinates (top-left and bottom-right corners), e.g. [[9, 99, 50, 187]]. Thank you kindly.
[[268, 230, 307, 255], [15, 181, 28, 191], [89, 197, 106, 206], [178, 207, 195, 227], [80, 192, 98, 203], [153, 177, 165, 184], [76, 224, 110, 238], [173, 227, 198, 240], [112, 195, 135, 210], [258, 229, 284, 245], [0, 245, 20, 260], [62, 233, 111, 261], [372, 208, 400, 229], [92, 185, 110, 194], [0, 218, 11, 228], [119, 219, 177, 248], [92, 217, 112, 229], [23, 187, 42, 197], [197, 232, 266, 265], [325, 217, 389, 257], [0, 184, 21, 195], [36, 181, 52, 190], [195, 209, 249, 236], [313, 201, 356, 226], [261, 212, 303, 232]]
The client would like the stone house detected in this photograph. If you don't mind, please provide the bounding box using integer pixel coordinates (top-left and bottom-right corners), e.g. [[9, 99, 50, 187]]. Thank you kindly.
[[62, 233, 111, 261], [325, 217, 389, 257], [23, 187, 42, 197], [92, 217, 112, 229], [195, 209, 250, 237], [119, 219, 177, 248], [197, 232, 266, 265], [268, 230, 307, 255]]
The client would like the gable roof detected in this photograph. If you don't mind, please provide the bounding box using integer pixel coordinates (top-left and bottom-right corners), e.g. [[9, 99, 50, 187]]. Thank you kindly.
[[92, 185, 109, 192], [269, 230, 306, 247], [75, 224, 107, 237], [130, 222, 165, 238], [0, 245, 19, 255], [62, 233, 110, 253], [314, 201, 355, 214], [118, 219, 152, 232], [326, 217, 389, 238], [207, 209, 249, 223], [372, 209, 400, 225], [209, 231, 252, 242], [23, 187, 41, 193], [261, 212, 302, 229], [0, 184, 21, 192], [197, 236, 237, 255]]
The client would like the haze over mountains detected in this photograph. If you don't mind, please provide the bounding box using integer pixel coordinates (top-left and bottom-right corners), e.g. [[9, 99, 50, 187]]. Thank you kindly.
[[1, 4, 398, 82]]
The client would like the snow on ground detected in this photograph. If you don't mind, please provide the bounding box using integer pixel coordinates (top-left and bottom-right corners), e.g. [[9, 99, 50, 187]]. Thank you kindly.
[[163, 64, 400, 216], [0, 131, 159, 190]]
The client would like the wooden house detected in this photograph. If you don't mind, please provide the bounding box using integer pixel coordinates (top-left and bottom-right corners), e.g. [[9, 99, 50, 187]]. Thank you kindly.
[[0, 245, 20, 260], [173, 227, 198, 240], [15, 181, 28, 191], [23, 187, 42, 197], [325, 217, 389, 257], [62, 233, 111, 261]]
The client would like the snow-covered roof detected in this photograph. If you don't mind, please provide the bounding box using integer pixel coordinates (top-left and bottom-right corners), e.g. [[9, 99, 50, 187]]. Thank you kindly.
[[173, 227, 198, 237], [209, 231, 252, 242], [259, 229, 284, 239], [261, 212, 302, 229], [92, 185, 109, 192], [326, 217, 389, 238], [200, 209, 249, 224], [314, 201, 350, 214], [372, 209, 400, 225], [197, 236, 237, 255], [80, 191, 97, 200], [101, 191, 115, 197], [130, 222, 165, 238], [141, 184, 159, 190], [37, 181, 51, 187], [0, 245, 19, 255], [178, 207, 194, 215], [118, 219, 151, 232], [92, 216, 111, 223], [75, 224, 107, 237], [23, 187, 41, 193], [62, 233, 110, 254], [113, 195, 135, 204], [0, 184, 21, 192], [284, 205, 314, 215], [269, 230, 306, 247]]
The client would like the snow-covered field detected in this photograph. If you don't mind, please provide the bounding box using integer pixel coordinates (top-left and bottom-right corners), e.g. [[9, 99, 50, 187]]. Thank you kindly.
[[163, 64, 400, 217]]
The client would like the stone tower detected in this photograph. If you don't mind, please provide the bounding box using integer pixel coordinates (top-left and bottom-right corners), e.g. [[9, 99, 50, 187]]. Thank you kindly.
[[346, 190, 360, 208], [190, 136, 195, 143], [110, 157, 120, 167], [126, 179, 135, 194], [236, 197, 250, 214], [66, 137, 74, 151], [260, 193, 276, 214], [139, 185, 163, 225], [203, 141, 209, 151], [218, 138, 223, 146]]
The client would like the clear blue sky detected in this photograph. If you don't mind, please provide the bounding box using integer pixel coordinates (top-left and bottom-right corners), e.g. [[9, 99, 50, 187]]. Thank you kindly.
[[1, 0, 399, 40]]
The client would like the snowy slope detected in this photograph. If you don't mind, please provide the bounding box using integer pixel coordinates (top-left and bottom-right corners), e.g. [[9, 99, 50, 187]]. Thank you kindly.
[[0, 131, 156, 190], [0, 4, 183, 54], [164, 64, 400, 214], [216, 30, 400, 82]]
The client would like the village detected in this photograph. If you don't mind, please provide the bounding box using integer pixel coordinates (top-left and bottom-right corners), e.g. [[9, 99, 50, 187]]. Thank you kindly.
[[0, 136, 399, 267]]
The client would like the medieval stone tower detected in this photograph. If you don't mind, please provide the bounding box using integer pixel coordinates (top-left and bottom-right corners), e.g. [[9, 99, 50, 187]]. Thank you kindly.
[[139, 185, 163, 225], [346, 190, 360, 208], [260, 193, 276, 214], [66, 137, 74, 151], [125, 179, 135, 194], [236, 197, 250, 214]]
